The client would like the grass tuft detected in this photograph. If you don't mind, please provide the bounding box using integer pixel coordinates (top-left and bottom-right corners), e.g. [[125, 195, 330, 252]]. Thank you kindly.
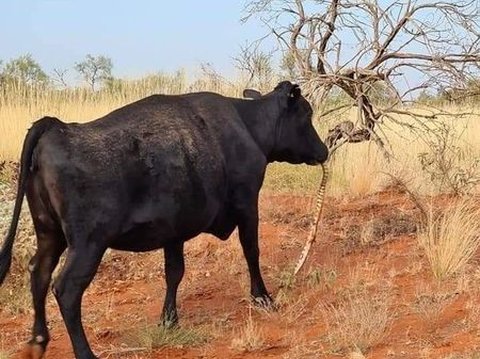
[[124, 324, 208, 351], [322, 295, 391, 353], [306, 267, 337, 289], [413, 285, 455, 327], [231, 310, 265, 352], [418, 199, 480, 281]]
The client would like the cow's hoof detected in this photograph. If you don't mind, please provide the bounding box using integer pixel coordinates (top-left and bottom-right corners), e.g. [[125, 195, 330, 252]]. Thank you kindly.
[[159, 316, 179, 329], [19, 343, 45, 359], [253, 295, 277, 311]]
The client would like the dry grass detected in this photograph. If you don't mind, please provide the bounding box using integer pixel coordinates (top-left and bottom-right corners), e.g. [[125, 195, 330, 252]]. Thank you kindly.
[[281, 340, 322, 359], [0, 183, 35, 315], [464, 298, 480, 331], [342, 262, 383, 297], [272, 265, 297, 290], [0, 333, 11, 359], [230, 309, 265, 352], [277, 294, 310, 325], [0, 74, 238, 163], [322, 294, 392, 353], [0, 273, 31, 316], [0, 338, 9, 359], [345, 149, 382, 198], [442, 353, 480, 359], [1, 76, 479, 199], [418, 199, 480, 281], [414, 284, 456, 327], [305, 266, 337, 290], [123, 323, 207, 351]]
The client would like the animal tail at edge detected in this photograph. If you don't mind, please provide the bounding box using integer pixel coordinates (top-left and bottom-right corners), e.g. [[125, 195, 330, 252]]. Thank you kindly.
[[0, 116, 61, 286]]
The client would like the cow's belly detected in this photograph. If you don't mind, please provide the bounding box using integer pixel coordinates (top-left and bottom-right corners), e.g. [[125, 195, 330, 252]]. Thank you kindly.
[[110, 223, 199, 252], [205, 206, 237, 240], [110, 190, 222, 251]]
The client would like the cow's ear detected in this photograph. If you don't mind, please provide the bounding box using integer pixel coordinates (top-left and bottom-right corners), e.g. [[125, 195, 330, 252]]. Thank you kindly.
[[243, 89, 262, 100], [289, 85, 301, 100]]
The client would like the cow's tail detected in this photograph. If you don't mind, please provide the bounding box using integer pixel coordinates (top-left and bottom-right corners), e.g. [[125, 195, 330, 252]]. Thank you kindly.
[[0, 116, 61, 286]]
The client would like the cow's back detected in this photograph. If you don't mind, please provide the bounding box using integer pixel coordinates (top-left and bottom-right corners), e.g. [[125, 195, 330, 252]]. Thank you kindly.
[[32, 94, 240, 247]]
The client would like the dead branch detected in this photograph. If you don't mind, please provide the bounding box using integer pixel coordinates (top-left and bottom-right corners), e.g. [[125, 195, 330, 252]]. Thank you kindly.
[[243, 0, 480, 154]]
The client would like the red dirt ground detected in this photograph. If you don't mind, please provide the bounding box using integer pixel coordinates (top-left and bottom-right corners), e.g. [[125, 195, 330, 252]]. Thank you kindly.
[[1, 189, 480, 358]]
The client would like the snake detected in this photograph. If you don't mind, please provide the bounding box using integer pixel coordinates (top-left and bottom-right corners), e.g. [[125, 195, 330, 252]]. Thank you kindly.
[[293, 163, 329, 276]]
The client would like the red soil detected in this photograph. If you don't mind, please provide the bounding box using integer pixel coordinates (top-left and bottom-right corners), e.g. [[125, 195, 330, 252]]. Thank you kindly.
[[1, 189, 479, 358]]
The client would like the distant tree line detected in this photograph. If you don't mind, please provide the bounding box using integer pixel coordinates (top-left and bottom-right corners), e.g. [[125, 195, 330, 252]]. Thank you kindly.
[[417, 81, 480, 105], [1, 52, 479, 106], [0, 53, 113, 91]]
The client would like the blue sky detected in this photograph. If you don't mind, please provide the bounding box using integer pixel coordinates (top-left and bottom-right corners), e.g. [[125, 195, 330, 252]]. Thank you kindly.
[[1, 0, 267, 80], [0, 0, 436, 93]]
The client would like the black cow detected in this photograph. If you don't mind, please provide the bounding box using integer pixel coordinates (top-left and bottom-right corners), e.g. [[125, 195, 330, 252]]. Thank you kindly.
[[0, 81, 328, 359]]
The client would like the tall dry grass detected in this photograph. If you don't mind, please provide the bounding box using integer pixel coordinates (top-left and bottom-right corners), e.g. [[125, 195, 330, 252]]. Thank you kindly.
[[321, 294, 392, 353], [1, 74, 479, 197], [418, 199, 480, 281], [0, 72, 242, 162]]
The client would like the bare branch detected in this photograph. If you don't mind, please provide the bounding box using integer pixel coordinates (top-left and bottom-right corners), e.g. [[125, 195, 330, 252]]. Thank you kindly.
[[243, 0, 480, 154], [52, 68, 68, 88]]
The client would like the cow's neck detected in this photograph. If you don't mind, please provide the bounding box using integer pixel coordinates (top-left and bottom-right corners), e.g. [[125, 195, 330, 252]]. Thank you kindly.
[[235, 97, 281, 160]]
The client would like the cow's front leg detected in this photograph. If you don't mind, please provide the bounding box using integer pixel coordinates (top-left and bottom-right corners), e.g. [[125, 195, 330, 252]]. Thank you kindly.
[[160, 241, 185, 327], [238, 207, 274, 309]]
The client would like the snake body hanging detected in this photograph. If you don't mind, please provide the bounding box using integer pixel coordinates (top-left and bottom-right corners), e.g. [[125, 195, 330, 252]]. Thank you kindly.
[[293, 163, 329, 275]]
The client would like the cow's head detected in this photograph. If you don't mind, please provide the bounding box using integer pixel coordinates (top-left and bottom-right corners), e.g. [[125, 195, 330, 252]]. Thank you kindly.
[[243, 81, 329, 165]]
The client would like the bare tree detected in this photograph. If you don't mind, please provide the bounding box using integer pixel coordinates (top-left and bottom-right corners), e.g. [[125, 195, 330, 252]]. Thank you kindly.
[[242, 0, 480, 154], [234, 42, 276, 92], [52, 68, 69, 88], [75, 54, 113, 91], [189, 62, 234, 93]]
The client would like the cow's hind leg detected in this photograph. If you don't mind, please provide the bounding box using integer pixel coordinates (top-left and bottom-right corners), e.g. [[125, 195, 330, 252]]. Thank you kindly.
[[160, 241, 185, 327], [22, 228, 66, 359], [52, 242, 106, 359]]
